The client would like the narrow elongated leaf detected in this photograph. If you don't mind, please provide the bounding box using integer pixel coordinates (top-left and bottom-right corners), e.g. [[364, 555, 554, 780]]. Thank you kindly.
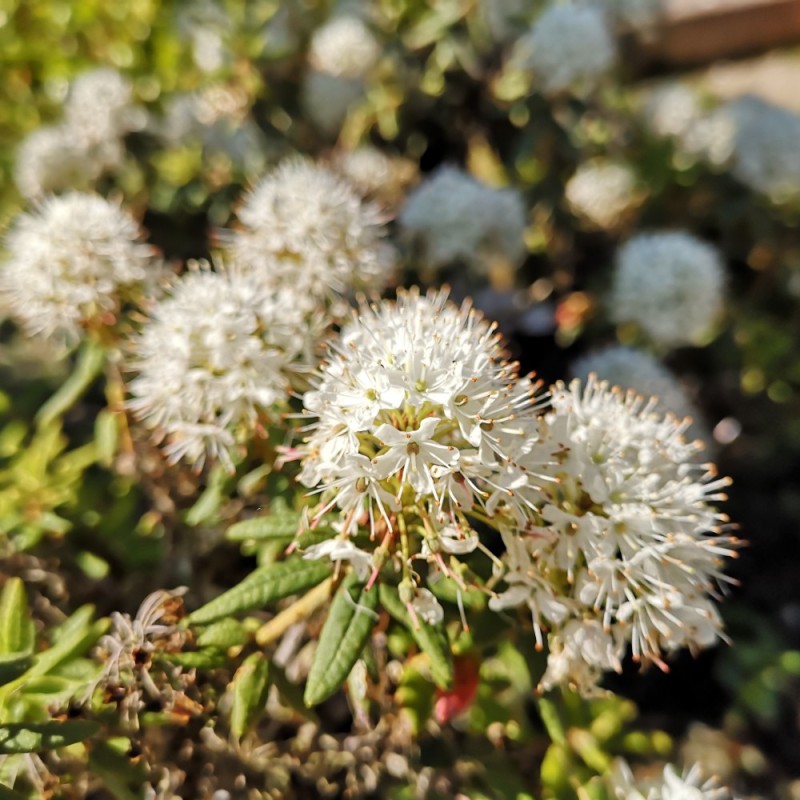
[[94, 409, 120, 468], [226, 512, 302, 542], [196, 618, 248, 650], [304, 575, 378, 707], [379, 584, 453, 689], [0, 579, 34, 657], [188, 559, 332, 625], [0, 652, 33, 686], [35, 341, 106, 428], [0, 721, 99, 754], [88, 741, 148, 800], [229, 652, 271, 740]]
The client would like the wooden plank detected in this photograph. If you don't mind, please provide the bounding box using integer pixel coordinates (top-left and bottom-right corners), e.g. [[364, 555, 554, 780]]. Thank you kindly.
[[641, 0, 800, 66]]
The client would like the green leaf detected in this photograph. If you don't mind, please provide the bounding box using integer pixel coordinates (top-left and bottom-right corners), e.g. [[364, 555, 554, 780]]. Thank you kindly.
[[304, 575, 378, 707], [0, 783, 28, 800], [164, 649, 228, 669], [229, 652, 271, 740], [94, 409, 119, 468], [196, 618, 248, 650], [88, 740, 148, 800], [428, 573, 486, 610], [0, 653, 33, 686], [379, 584, 453, 689], [226, 511, 302, 542], [35, 341, 106, 429], [0, 579, 34, 657], [0, 721, 99, 754], [188, 559, 332, 625]]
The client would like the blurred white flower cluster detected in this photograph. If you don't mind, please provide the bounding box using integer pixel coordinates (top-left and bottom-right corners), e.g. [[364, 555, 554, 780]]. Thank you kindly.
[[221, 158, 395, 316], [609, 758, 732, 799], [640, 83, 735, 169], [0, 192, 155, 345], [15, 68, 145, 199], [128, 264, 322, 471], [565, 159, 642, 230], [302, 14, 381, 135], [399, 166, 527, 275], [572, 346, 694, 422], [611, 232, 727, 347], [726, 95, 800, 204], [510, 4, 616, 96], [491, 377, 735, 694]]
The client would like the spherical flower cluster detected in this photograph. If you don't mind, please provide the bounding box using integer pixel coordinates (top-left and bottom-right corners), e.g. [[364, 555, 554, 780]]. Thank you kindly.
[[14, 68, 144, 199], [332, 146, 418, 206], [726, 95, 800, 203], [0, 192, 155, 344], [565, 159, 641, 230], [571, 345, 698, 428], [302, 15, 380, 134], [63, 67, 146, 144], [511, 4, 616, 96], [298, 288, 544, 596], [640, 83, 735, 168], [221, 159, 394, 315], [399, 166, 527, 274], [307, 15, 381, 79], [610, 232, 726, 347], [609, 759, 732, 799], [128, 265, 322, 470], [491, 377, 735, 694]]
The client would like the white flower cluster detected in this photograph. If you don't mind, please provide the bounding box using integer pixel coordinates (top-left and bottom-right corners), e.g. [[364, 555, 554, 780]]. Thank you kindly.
[[128, 265, 321, 470], [332, 146, 418, 206], [611, 232, 726, 347], [302, 14, 380, 134], [640, 83, 735, 169], [609, 758, 732, 799], [15, 68, 145, 199], [571, 345, 698, 428], [565, 159, 641, 230], [298, 292, 734, 690], [299, 288, 544, 600], [726, 95, 800, 204], [307, 15, 381, 79], [399, 166, 527, 274], [221, 159, 394, 316], [491, 377, 735, 694], [0, 192, 155, 344], [510, 4, 616, 96]]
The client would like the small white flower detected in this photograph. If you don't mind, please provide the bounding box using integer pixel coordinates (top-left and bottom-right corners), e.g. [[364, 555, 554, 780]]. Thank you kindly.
[[412, 589, 445, 626], [540, 619, 624, 695], [221, 159, 394, 315], [610, 231, 726, 347], [303, 539, 374, 581], [399, 166, 527, 273], [127, 264, 321, 470], [609, 758, 733, 799], [0, 192, 155, 344], [565, 159, 641, 230], [510, 4, 616, 96], [307, 16, 380, 79]]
